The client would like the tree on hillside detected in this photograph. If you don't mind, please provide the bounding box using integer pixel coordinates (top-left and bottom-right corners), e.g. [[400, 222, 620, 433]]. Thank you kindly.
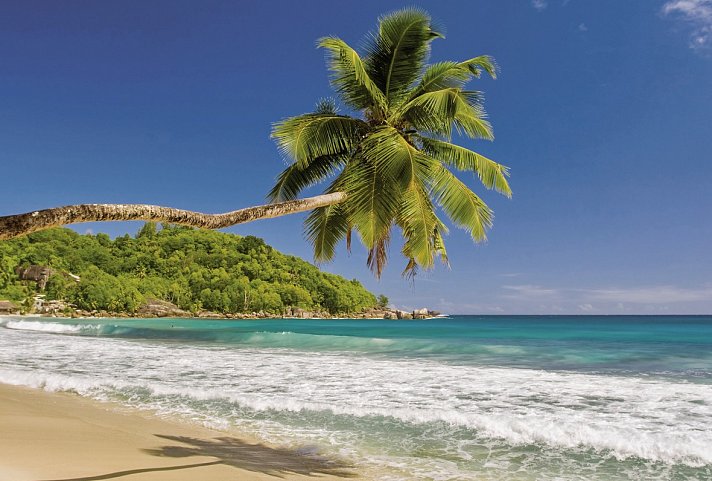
[[0, 8, 510, 277]]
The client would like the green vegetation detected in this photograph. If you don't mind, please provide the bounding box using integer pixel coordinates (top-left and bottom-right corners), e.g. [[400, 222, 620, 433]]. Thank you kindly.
[[0, 224, 377, 315], [270, 8, 511, 278]]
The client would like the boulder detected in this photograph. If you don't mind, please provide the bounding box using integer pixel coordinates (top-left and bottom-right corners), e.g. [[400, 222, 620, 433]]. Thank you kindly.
[[138, 298, 187, 318], [395, 309, 413, 320]]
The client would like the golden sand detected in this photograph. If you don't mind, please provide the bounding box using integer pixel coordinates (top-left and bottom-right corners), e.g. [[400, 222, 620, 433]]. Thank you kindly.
[[0, 383, 357, 481]]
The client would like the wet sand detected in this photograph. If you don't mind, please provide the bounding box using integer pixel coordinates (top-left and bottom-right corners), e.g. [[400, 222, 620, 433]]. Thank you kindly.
[[0, 383, 357, 481]]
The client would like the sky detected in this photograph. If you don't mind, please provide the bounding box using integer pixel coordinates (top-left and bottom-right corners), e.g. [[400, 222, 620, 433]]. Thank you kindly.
[[1, 0, 711, 314]]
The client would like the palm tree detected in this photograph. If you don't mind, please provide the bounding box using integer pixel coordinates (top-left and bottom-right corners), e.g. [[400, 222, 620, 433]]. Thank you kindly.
[[269, 8, 511, 277], [0, 8, 510, 280]]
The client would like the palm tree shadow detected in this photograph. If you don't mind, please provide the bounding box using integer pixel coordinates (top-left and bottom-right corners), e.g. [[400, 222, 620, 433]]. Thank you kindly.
[[40, 434, 357, 481], [143, 434, 357, 478]]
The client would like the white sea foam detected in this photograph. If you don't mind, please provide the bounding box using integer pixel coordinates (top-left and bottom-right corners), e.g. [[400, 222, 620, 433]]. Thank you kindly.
[[2, 319, 86, 333], [1, 320, 711, 480]]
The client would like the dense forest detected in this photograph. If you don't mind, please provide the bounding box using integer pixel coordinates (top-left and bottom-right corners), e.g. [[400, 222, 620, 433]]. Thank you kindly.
[[0, 224, 380, 315]]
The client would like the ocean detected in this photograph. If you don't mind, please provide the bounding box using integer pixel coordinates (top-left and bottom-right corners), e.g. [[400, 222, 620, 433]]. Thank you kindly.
[[1, 315, 711, 480]]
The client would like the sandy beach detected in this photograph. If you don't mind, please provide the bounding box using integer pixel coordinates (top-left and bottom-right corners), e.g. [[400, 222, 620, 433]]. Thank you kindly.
[[0, 383, 357, 481]]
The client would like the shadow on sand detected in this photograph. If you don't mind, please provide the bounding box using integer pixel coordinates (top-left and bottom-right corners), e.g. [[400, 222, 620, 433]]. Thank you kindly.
[[40, 434, 357, 481]]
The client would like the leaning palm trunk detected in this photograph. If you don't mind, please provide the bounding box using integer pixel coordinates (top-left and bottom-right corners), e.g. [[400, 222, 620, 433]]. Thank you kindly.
[[0, 192, 346, 241]]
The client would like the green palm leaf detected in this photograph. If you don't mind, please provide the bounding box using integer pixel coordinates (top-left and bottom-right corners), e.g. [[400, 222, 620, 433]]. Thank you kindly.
[[318, 37, 387, 112], [345, 155, 401, 253], [413, 56, 498, 97], [272, 113, 366, 167], [364, 8, 443, 105], [305, 202, 350, 263], [268, 153, 346, 202], [399, 180, 438, 268], [429, 164, 494, 241], [420, 137, 511, 197], [396, 88, 493, 140]]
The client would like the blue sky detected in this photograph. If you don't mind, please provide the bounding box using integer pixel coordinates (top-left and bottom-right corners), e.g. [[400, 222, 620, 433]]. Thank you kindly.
[[1, 0, 711, 314]]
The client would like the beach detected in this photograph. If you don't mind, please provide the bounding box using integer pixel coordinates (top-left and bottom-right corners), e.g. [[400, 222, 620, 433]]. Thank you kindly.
[[0, 383, 356, 481], [1, 315, 711, 480]]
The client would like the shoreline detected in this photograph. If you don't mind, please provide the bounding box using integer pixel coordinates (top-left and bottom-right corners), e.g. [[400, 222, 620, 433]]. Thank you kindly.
[[0, 382, 358, 481], [2, 310, 445, 321]]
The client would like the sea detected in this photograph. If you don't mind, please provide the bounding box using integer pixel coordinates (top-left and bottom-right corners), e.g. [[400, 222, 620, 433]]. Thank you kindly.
[[1, 315, 711, 481]]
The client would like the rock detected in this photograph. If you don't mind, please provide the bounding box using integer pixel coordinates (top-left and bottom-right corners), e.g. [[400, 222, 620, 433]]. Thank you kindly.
[[138, 298, 187, 318], [286, 307, 317, 318], [395, 309, 413, 320], [35, 298, 72, 316], [15, 265, 53, 291]]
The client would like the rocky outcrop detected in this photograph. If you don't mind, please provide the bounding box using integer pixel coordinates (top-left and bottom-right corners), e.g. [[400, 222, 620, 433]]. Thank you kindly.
[[35, 298, 73, 316], [15, 265, 53, 290], [284, 306, 325, 318], [352, 307, 440, 320], [137, 298, 187, 318], [412, 307, 440, 319]]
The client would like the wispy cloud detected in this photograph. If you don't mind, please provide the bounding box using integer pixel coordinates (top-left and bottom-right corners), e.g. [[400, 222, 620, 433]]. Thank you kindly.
[[532, 0, 548, 11], [499, 272, 523, 278], [500, 283, 712, 305], [501, 284, 560, 300], [578, 23, 588, 32], [586, 285, 712, 303], [662, 0, 712, 50]]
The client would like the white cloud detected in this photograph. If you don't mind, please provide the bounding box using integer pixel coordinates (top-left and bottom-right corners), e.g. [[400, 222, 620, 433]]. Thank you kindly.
[[500, 283, 712, 308], [501, 284, 560, 300], [662, 0, 712, 50], [532, 0, 548, 11], [586, 285, 712, 304], [578, 23, 588, 32], [663, 0, 712, 18]]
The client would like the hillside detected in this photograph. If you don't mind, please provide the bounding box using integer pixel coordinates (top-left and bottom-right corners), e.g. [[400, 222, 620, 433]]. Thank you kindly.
[[0, 224, 380, 316]]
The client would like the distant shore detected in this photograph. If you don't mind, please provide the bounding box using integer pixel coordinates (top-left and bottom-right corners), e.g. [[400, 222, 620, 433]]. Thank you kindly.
[[0, 382, 358, 481], [2, 298, 441, 320]]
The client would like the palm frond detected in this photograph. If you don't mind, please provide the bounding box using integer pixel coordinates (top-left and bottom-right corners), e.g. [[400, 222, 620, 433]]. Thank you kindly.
[[399, 210, 448, 278], [364, 8, 442, 105], [452, 91, 494, 140], [317, 37, 387, 112], [395, 88, 493, 141], [359, 127, 431, 186], [433, 222, 449, 266], [366, 231, 391, 278], [399, 180, 438, 268], [429, 164, 494, 242], [343, 154, 402, 261], [272, 113, 366, 167], [420, 137, 511, 197], [315, 97, 339, 114], [305, 202, 350, 263], [267, 153, 346, 202], [409, 56, 497, 98]]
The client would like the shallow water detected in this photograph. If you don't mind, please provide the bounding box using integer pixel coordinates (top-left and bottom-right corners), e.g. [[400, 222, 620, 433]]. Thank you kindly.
[[1, 315, 711, 480]]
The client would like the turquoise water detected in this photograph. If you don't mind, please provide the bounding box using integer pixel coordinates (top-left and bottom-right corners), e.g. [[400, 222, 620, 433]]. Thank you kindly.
[[1, 315, 711, 480]]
